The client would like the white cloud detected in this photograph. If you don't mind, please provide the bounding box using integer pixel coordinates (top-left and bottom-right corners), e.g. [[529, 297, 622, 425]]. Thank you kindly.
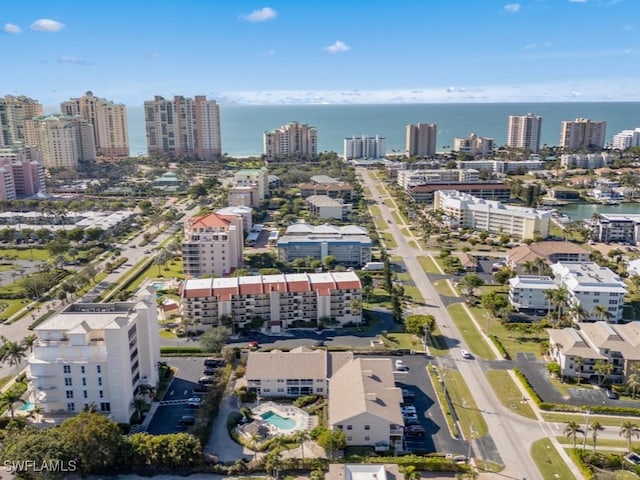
[[569, 0, 588, 3], [240, 7, 277, 22], [31, 19, 65, 32], [3, 23, 21, 34], [58, 56, 92, 66], [324, 40, 350, 54], [504, 3, 521, 12]]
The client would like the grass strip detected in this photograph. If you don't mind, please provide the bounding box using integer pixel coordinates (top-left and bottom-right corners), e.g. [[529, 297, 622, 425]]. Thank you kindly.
[[446, 304, 496, 360], [485, 370, 537, 420], [530, 438, 577, 480], [442, 368, 489, 438]]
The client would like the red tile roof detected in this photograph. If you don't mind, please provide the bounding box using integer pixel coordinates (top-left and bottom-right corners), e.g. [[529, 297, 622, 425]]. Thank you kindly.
[[188, 213, 231, 229]]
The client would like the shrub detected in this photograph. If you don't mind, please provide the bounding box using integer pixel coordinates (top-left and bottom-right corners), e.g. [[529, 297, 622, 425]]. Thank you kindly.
[[490, 335, 510, 360], [293, 395, 320, 408]]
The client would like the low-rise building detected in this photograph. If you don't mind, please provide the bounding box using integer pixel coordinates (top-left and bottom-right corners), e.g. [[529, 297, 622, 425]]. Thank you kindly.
[[548, 322, 640, 381], [277, 223, 372, 267], [408, 182, 510, 204], [215, 206, 253, 233], [590, 213, 640, 245], [506, 241, 590, 273], [397, 169, 480, 189], [560, 153, 611, 170], [453, 133, 494, 156], [508, 275, 556, 313], [26, 288, 160, 423], [181, 271, 362, 333], [234, 168, 269, 201], [305, 195, 352, 220], [299, 182, 354, 202], [457, 159, 545, 175], [434, 190, 551, 240], [228, 184, 261, 208], [327, 464, 404, 480], [181, 212, 244, 277]]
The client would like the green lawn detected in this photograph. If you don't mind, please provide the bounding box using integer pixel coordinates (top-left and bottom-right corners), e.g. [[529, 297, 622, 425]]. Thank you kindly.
[[0, 247, 51, 261], [433, 279, 458, 297], [417, 255, 442, 274], [530, 438, 577, 480], [557, 436, 629, 449], [427, 367, 459, 437], [397, 272, 424, 304], [407, 240, 418, 250], [0, 299, 31, 322], [542, 412, 640, 428], [363, 287, 393, 309], [447, 304, 496, 360], [159, 329, 178, 339], [469, 305, 546, 359], [385, 333, 423, 351], [548, 376, 572, 399], [485, 370, 537, 420], [392, 211, 404, 225], [383, 198, 395, 209], [369, 206, 388, 230], [443, 368, 489, 439], [427, 324, 450, 356], [380, 232, 397, 249]]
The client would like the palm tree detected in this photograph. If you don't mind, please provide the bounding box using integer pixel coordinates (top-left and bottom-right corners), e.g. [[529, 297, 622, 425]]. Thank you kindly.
[[627, 373, 640, 399], [533, 257, 548, 275], [574, 356, 584, 386], [130, 397, 147, 422], [570, 304, 589, 323], [619, 421, 640, 452], [248, 432, 262, 460], [522, 260, 536, 275], [1, 339, 27, 374], [592, 304, 612, 322], [137, 384, 156, 402], [0, 390, 25, 420], [564, 421, 584, 449], [544, 289, 557, 326], [20, 334, 38, 353], [590, 421, 604, 452], [401, 465, 420, 480], [294, 430, 311, 459]]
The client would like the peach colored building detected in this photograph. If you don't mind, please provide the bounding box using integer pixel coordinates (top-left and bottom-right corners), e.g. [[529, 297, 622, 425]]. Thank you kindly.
[[181, 212, 244, 277], [181, 271, 362, 332]]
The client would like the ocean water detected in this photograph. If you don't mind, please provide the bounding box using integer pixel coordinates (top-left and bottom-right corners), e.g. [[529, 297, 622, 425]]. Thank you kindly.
[[125, 102, 640, 157]]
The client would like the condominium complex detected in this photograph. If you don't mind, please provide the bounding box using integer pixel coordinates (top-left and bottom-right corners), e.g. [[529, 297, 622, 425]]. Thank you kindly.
[[26, 289, 161, 423], [343, 135, 386, 160], [560, 118, 607, 151], [507, 113, 542, 153], [246, 348, 403, 449], [548, 321, 640, 381], [144, 95, 221, 160], [299, 181, 354, 202], [506, 241, 590, 273], [590, 213, 640, 245], [181, 212, 244, 278], [559, 153, 611, 169], [397, 169, 480, 189], [61, 91, 129, 157], [24, 115, 96, 170], [180, 271, 362, 333], [0, 95, 43, 146], [509, 262, 627, 322], [263, 121, 317, 163], [277, 223, 371, 266], [433, 190, 551, 240], [453, 133, 494, 157], [612, 128, 640, 150], [232, 168, 269, 201], [456, 159, 545, 175], [0, 157, 46, 201], [405, 123, 437, 157], [408, 182, 510, 204], [305, 195, 352, 220]]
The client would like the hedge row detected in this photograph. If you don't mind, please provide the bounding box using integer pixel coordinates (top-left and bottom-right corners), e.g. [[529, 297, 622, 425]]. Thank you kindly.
[[367, 454, 468, 472], [160, 346, 204, 355], [489, 335, 511, 360]]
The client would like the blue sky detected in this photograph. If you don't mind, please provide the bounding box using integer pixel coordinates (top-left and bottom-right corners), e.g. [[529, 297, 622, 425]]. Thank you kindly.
[[1, 0, 638, 105]]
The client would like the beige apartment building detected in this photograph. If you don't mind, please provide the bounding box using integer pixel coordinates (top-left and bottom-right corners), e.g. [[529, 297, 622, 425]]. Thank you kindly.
[[405, 123, 437, 157], [0, 95, 43, 146], [24, 115, 96, 170], [560, 118, 607, 151], [61, 91, 129, 157], [180, 271, 362, 333], [263, 121, 317, 163], [507, 113, 542, 153], [181, 212, 244, 277], [144, 95, 221, 160], [434, 190, 551, 240]]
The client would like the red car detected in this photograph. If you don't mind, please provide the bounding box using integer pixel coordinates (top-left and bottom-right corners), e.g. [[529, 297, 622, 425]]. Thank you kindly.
[[248, 341, 259, 349]]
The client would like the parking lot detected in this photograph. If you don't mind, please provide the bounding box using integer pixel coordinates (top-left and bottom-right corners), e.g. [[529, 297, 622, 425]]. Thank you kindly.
[[146, 357, 221, 435]]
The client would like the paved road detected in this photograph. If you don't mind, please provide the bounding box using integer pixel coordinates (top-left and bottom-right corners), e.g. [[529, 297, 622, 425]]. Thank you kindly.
[[359, 168, 544, 480]]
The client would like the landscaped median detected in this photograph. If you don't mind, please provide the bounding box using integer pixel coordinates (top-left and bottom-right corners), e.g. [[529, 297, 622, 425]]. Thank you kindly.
[[446, 303, 496, 360], [530, 438, 578, 480], [485, 370, 536, 420], [417, 255, 442, 275]]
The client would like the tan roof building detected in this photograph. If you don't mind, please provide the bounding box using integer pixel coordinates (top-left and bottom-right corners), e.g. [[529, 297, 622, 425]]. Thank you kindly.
[[507, 241, 590, 273], [327, 464, 404, 480]]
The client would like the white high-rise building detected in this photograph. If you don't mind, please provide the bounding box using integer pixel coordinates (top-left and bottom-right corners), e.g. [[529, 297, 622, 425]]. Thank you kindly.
[[507, 113, 542, 153], [26, 289, 161, 423], [61, 91, 129, 157], [144, 95, 221, 160], [453, 133, 494, 156], [560, 118, 607, 150], [263, 121, 317, 162], [612, 128, 640, 150], [344, 135, 386, 160], [406, 123, 437, 157], [24, 115, 96, 170], [0, 95, 43, 146]]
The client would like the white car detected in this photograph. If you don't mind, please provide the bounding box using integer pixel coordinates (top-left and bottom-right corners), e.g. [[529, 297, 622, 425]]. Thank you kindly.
[[460, 349, 472, 359], [401, 406, 417, 415], [403, 412, 418, 421], [186, 397, 202, 407]]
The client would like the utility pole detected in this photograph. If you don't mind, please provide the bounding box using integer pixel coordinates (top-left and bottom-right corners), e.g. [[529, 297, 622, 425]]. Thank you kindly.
[[582, 409, 591, 450]]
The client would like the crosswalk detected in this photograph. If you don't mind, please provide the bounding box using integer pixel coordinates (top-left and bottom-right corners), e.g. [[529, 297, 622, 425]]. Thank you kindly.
[[159, 399, 189, 406]]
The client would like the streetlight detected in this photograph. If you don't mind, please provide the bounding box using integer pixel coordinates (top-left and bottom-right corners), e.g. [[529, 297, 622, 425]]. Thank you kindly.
[[467, 424, 476, 462], [582, 409, 591, 450]]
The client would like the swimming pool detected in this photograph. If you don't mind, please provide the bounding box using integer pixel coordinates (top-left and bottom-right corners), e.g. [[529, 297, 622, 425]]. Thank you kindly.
[[19, 401, 35, 411], [260, 410, 296, 430], [152, 282, 166, 291]]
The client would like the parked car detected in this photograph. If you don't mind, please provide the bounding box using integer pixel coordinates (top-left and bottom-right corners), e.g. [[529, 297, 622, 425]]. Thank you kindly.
[[186, 397, 202, 407], [605, 389, 619, 399], [404, 417, 420, 426], [460, 349, 472, 359], [204, 358, 225, 367], [248, 340, 260, 349], [404, 425, 425, 436], [203, 367, 216, 376], [193, 384, 210, 393], [313, 340, 325, 347], [395, 359, 405, 369], [198, 376, 215, 385], [179, 415, 196, 426], [401, 389, 415, 400], [401, 406, 417, 415], [403, 412, 418, 421]]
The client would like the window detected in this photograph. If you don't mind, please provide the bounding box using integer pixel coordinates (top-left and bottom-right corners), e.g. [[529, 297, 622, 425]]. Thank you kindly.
[[99, 390, 104, 398], [63, 365, 71, 374], [82, 378, 86, 386], [97, 365, 102, 374], [364, 436, 370, 441], [83, 390, 88, 399], [81, 366, 85, 374], [64, 378, 72, 386], [65, 390, 74, 399], [364, 425, 371, 430], [100, 402, 111, 412], [317, 388, 324, 393], [347, 437, 352, 442], [347, 425, 353, 430], [67, 403, 75, 412], [98, 377, 103, 386]]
